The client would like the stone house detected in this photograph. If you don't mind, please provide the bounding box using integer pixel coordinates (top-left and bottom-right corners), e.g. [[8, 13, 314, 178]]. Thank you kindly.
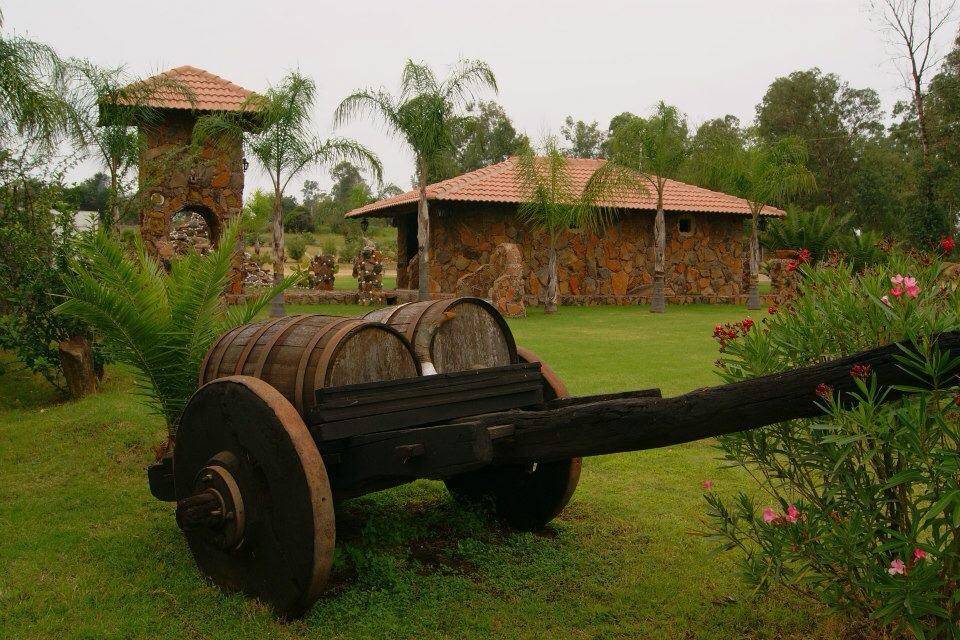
[[346, 157, 785, 304]]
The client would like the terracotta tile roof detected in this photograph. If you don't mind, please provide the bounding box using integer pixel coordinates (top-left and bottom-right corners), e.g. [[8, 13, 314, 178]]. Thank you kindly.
[[346, 157, 785, 218], [115, 65, 258, 112]]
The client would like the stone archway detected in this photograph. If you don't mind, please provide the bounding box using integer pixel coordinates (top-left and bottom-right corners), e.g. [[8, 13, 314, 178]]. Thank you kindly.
[[165, 205, 222, 257]]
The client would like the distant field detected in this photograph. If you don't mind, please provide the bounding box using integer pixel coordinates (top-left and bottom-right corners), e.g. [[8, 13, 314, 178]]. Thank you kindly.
[[0, 303, 835, 640]]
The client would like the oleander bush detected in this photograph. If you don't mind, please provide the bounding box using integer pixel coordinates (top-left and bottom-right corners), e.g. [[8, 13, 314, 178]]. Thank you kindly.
[[705, 251, 960, 638]]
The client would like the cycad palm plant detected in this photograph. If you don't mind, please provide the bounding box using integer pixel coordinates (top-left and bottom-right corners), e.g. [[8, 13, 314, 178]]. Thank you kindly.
[[56, 221, 300, 434], [761, 205, 851, 262], [515, 137, 612, 313], [195, 71, 382, 316], [334, 59, 498, 300]]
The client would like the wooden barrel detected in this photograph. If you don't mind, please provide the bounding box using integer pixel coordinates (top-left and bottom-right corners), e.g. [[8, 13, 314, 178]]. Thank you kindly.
[[199, 314, 421, 414], [364, 298, 516, 374]]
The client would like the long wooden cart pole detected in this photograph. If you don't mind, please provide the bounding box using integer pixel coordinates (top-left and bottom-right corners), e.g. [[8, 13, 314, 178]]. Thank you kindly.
[[474, 331, 960, 465]]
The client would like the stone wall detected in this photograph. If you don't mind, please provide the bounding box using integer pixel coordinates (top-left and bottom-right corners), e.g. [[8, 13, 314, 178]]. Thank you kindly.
[[137, 111, 244, 259], [424, 204, 750, 304]]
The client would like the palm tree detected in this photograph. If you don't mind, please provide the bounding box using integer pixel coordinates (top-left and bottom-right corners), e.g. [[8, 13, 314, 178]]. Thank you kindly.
[[334, 59, 498, 300], [0, 10, 73, 152], [69, 61, 185, 230], [589, 102, 689, 313], [691, 136, 815, 309], [515, 137, 613, 313], [56, 221, 300, 433], [195, 72, 382, 316]]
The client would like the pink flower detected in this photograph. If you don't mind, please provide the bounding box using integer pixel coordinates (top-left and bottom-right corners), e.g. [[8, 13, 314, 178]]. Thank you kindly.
[[702, 480, 714, 490], [913, 547, 927, 562], [786, 260, 799, 272], [880, 295, 891, 307], [762, 507, 778, 523], [888, 558, 906, 576], [903, 276, 920, 299], [891, 274, 905, 286], [741, 318, 754, 332], [815, 383, 833, 399], [785, 504, 800, 523], [890, 286, 904, 298], [797, 248, 811, 264], [940, 236, 955, 253]]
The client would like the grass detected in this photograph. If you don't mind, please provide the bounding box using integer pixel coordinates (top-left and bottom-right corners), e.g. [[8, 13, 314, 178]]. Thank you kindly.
[[0, 303, 838, 639]]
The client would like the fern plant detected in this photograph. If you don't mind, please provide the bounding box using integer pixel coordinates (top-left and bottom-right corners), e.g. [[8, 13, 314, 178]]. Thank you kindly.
[[56, 221, 300, 433]]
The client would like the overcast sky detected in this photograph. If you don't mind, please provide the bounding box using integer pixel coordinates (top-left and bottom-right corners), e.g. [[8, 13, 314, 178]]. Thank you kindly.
[[6, 0, 955, 199]]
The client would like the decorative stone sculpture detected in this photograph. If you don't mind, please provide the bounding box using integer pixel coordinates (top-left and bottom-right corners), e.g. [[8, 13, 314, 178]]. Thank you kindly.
[[456, 242, 526, 317], [308, 254, 336, 291], [353, 242, 385, 305]]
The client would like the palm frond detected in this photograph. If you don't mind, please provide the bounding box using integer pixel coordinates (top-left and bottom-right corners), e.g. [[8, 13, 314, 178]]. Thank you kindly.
[[56, 224, 301, 433], [442, 59, 498, 106], [400, 60, 438, 99]]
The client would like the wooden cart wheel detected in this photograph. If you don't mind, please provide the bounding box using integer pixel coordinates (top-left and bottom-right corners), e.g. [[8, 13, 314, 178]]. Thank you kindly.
[[444, 347, 582, 531], [173, 376, 334, 619]]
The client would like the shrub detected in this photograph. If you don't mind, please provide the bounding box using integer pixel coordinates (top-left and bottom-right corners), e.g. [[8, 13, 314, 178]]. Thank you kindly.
[[0, 190, 105, 393], [341, 234, 362, 264], [321, 237, 338, 258], [57, 222, 302, 432], [705, 254, 960, 637], [838, 229, 888, 271], [286, 234, 308, 261]]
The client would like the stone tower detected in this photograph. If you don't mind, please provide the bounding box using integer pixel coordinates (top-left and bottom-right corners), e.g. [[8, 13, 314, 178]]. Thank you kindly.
[[103, 65, 257, 258]]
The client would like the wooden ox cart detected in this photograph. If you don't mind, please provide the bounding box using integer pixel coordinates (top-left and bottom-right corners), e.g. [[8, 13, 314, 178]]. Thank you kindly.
[[147, 297, 960, 618]]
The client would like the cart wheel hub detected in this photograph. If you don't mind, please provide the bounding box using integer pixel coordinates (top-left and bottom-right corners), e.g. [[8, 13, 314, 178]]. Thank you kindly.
[[175, 453, 246, 551]]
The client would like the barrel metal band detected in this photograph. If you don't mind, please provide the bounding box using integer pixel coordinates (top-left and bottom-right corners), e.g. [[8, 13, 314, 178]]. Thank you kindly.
[[233, 316, 290, 376], [294, 317, 356, 413]]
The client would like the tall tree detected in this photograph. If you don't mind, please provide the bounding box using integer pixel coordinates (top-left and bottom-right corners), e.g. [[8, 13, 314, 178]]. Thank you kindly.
[[870, 0, 957, 159], [926, 28, 960, 225], [335, 59, 498, 300], [590, 102, 689, 313], [451, 101, 527, 174], [561, 116, 606, 158], [515, 137, 611, 313], [198, 72, 381, 316], [755, 68, 883, 214], [689, 137, 816, 310]]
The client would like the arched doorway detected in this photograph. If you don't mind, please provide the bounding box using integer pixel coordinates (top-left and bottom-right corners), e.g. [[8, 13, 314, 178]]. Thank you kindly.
[[167, 205, 222, 256]]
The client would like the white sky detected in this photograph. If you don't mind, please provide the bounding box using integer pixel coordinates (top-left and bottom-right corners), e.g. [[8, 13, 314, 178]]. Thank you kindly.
[[6, 0, 956, 199]]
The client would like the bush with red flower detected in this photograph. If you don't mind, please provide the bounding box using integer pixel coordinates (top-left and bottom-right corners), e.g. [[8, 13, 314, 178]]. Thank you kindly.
[[706, 250, 960, 637]]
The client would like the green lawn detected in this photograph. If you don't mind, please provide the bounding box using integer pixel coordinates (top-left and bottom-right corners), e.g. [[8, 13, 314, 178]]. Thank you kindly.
[[0, 304, 837, 639]]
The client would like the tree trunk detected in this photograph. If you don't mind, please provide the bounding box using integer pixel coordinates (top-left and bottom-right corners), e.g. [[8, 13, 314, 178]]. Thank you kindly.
[[110, 169, 121, 231], [58, 335, 98, 399], [417, 163, 430, 302], [545, 237, 558, 314], [651, 200, 666, 313], [269, 185, 285, 317], [747, 212, 761, 310], [911, 64, 931, 160]]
